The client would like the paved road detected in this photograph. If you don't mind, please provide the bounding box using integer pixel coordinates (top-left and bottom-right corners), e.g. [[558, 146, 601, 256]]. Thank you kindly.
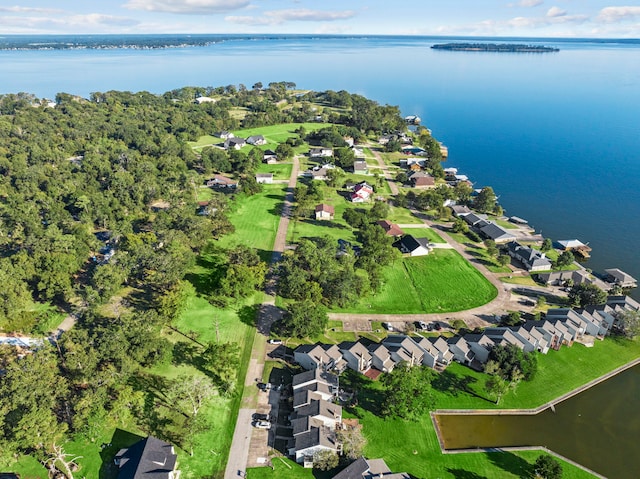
[[224, 156, 300, 479]]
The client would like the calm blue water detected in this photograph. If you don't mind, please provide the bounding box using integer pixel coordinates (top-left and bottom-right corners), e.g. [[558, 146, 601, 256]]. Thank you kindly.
[[2, 35, 639, 287]]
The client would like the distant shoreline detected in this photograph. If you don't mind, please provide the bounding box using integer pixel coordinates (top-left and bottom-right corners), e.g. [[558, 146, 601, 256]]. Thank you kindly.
[[432, 42, 560, 53]]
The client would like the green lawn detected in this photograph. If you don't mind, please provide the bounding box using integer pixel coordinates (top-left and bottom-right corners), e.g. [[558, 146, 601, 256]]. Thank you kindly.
[[255, 162, 293, 180], [218, 184, 286, 257], [188, 123, 331, 149], [334, 250, 497, 314], [500, 275, 540, 286], [402, 226, 446, 243]]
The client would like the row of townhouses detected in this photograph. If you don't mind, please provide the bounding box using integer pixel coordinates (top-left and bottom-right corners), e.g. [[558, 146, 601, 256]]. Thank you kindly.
[[294, 296, 640, 376]]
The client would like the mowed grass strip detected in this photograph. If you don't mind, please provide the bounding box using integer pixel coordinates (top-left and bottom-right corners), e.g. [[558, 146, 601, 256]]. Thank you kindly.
[[218, 184, 286, 255], [335, 250, 496, 314]]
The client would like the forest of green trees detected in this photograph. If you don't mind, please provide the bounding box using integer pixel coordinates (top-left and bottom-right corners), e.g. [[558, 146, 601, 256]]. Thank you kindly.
[[0, 84, 408, 465]]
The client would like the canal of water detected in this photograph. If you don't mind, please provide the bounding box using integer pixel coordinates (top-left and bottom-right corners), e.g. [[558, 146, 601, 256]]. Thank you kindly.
[[435, 365, 640, 478]]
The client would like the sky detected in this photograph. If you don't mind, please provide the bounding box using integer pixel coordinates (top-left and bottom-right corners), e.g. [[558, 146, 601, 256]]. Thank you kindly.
[[0, 1, 639, 38]]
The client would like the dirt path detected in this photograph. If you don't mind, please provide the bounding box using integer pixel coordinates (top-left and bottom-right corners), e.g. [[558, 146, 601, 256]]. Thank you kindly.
[[370, 148, 399, 195], [225, 156, 300, 479]]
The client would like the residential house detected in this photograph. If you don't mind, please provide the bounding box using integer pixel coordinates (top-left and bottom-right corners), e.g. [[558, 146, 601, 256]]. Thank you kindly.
[[446, 336, 475, 365], [223, 137, 246, 150], [444, 167, 458, 179], [255, 173, 273, 184], [214, 130, 234, 139], [377, 220, 404, 238], [292, 369, 339, 395], [263, 149, 278, 164], [310, 147, 334, 158], [195, 96, 216, 104], [311, 168, 330, 181], [331, 456, 410, 479], [412, 336, 453, 370], [206, 174, 238, 189], [399, 158, 427, 169], [294, 344, 343, 371], [450, 205, 472, 217], [353, 160, 368, 174], [394, 235, 431, 257], [405, 115, 421, 124], [546, 308, 608, 337], [604, 268, 637, 289], [462, 334, 495, 364], [401, 146, 426, 156], [293, 386, 335, 409], [315, 204, 335, 221], [408, 171, 435, 188], [505, 242, 552, 272], [339, 341, 372, 373], [114, 436, 180, 479], [382, 335, 424, 367], [479, 223, 517, 244], [557, 239, 592, 258], [463, 212, 489, 227], [483, 327, 530, 351], [352, 146, 365, 158], [368, 343, 395, 373], [246, 135, 267, 146], [350, 182, 374, 203], [290, 425, 340, 465], [537, 269, 595, 287], [291, 400, 342, 437]]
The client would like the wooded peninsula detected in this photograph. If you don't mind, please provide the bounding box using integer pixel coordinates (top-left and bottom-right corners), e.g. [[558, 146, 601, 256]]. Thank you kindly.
[[432, 43, 560, 52]]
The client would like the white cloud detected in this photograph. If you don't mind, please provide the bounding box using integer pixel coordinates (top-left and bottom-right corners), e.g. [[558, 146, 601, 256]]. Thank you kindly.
[[546, 6, 567, 18], [0, 6, 64, 14], [226, 8, 356, 26], [597, 6, 640, 23], [123, 0, 251, 14], [515, 0, 544, 7], [69, 14, 140, 27]]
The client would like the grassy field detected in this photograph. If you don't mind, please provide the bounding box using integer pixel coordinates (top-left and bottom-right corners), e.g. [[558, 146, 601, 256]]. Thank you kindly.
[[255, 162, 293, 180], [401, 226, 446, 243], [188, 122, 331, 149], [334, 249, 497, 314], [218, 184, 286, 258]]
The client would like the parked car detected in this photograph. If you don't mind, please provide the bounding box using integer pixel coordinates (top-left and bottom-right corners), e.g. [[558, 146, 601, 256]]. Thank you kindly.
[[382, 322, 394, 331], [253, 420, 271, 429], [257, 382, 271, 391], [252, 413, 269, 421], [416, 321, 428, 330], [434, 322, 442, 331], [267, 338, 283, 345]]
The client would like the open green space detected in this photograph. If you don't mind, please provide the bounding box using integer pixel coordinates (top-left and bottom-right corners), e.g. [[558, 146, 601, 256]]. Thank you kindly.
[[218, 184, 286, 256], [401, 226, 446, 243], [334, 249, 497, 314], [188, 122, 331, 149], [255, 162, 293, 180]]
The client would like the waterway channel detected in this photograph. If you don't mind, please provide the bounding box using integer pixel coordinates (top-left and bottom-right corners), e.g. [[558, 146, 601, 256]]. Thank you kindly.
[[435, 365, 640, 478]]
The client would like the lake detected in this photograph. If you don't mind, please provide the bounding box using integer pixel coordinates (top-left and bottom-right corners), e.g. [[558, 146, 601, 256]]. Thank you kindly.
[[2, 35, 638, 290]]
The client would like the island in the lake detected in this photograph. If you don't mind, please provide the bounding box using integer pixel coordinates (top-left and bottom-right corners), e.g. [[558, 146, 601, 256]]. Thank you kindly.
[[432, 42, 560, 52]]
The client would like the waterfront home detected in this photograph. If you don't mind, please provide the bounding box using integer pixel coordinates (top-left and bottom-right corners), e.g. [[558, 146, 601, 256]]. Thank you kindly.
[[462, 334, 495, 364], [505, 241, 552, 272], [394, 235, 431, 257], [400, 158, 427, 169], [604, 268, 638, 289], [450, 205, 472, 217], [315, 204, 335, 221], [557, 238, 592, 258], [463, 212, 489, 227], [409, 171, 436, 188], [479, 222, 517, 244], [447, 336, 476, 366], [412, 336, 453, 370], [536, 269, 594, 287], [483, 328, 530, 351]]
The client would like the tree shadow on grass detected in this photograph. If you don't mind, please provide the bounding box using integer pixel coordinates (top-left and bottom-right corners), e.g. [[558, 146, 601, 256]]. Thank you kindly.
[[99, 428, 145, 479], [486, 450, 532, 478], [432, 370, 494, 404], [446, 468, 489, 479]]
